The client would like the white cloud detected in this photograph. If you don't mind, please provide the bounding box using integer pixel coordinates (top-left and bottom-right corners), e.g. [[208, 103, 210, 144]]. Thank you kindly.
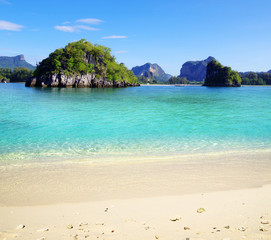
[[0, 20, 24, 31], [55, 18, 103, 33], [76, 18, 103, 25], [55, 25, 76, 32], [76, 25, 98, 31], [0, 0, 11, 4], [55, 25, 98, 32], [114, 50, 128, 54], [102, 35, 128, 39]]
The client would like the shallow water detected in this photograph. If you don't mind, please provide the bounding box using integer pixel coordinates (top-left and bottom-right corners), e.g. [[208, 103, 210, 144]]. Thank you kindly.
[[0, 83, 271, 164]]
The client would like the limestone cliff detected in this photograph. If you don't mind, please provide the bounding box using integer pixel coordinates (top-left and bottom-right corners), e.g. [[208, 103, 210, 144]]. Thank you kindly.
[[179, 56, 215, 82], [26, 73, 138, 88], [0, 55, 35, 70], [132, 63, 171, 82]]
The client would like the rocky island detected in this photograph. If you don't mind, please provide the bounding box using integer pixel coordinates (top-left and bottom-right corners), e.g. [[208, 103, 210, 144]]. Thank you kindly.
[[203, 59, 241, 87], [25, 39, 139, 88]]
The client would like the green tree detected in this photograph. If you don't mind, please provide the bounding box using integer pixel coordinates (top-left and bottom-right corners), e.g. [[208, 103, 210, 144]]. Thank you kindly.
[[0, 68, 12, 81], [204, 60, 241, 87], [10, 67, 33, 82], [240, 72, 271, 85], [34, 39, 138, 84], [167, 76, 189, 84]]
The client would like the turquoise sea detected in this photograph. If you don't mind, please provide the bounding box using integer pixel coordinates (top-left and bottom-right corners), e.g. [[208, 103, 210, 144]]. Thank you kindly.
[[0, 83, 271, 165]]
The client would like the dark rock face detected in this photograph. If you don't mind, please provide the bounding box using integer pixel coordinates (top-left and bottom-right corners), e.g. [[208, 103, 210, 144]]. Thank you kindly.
[[17, 55, 25, 61], [25, 73, 140, 88], [179, 56, 215, 82], [268, 70, 271, 74], [132, 63, 171, 82]]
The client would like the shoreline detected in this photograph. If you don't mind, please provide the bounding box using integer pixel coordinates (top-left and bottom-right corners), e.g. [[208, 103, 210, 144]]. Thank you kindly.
[[1, 147, 271, 168], [1, 150, 271, 239], [1, 149, 271, 207]]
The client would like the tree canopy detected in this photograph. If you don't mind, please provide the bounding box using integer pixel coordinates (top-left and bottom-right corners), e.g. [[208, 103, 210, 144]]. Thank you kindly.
[[34, 39, 138, 84], [240, 72, 271, 85], [0, 67, 33, 82], [204, 60, 241, 87], [167, 76, 189, 84]]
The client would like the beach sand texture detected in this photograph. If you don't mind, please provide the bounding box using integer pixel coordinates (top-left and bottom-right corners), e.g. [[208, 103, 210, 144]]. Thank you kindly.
[[0, 151, 271, 240]]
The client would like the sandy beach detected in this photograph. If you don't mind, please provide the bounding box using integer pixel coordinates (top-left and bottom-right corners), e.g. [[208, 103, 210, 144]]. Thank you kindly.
[[0, 150, 271, 240]]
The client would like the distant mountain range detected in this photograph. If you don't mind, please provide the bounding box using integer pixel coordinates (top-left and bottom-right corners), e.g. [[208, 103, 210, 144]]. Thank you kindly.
[[179, 56, 215, 82], [0, 55, 35, 70], [132, 63, 171, 82], [1, 54, 270, 81]]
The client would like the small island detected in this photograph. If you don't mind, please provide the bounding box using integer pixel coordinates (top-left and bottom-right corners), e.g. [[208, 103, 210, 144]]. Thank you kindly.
[[25, 39, 139, 88], [203, 59, 241, 87]]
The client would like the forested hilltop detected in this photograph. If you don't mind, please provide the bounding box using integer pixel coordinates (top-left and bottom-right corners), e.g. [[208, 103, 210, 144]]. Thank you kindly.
[[204, 59, 241, 87], [26, 39, 139, 88]]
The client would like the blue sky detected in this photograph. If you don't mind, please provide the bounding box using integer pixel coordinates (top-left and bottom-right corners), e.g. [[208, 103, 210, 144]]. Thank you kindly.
[[0, 0, 270, 75]]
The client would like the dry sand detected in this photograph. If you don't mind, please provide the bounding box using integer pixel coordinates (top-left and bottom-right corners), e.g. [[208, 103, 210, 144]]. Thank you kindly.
[[0, 150, 271, 240]]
